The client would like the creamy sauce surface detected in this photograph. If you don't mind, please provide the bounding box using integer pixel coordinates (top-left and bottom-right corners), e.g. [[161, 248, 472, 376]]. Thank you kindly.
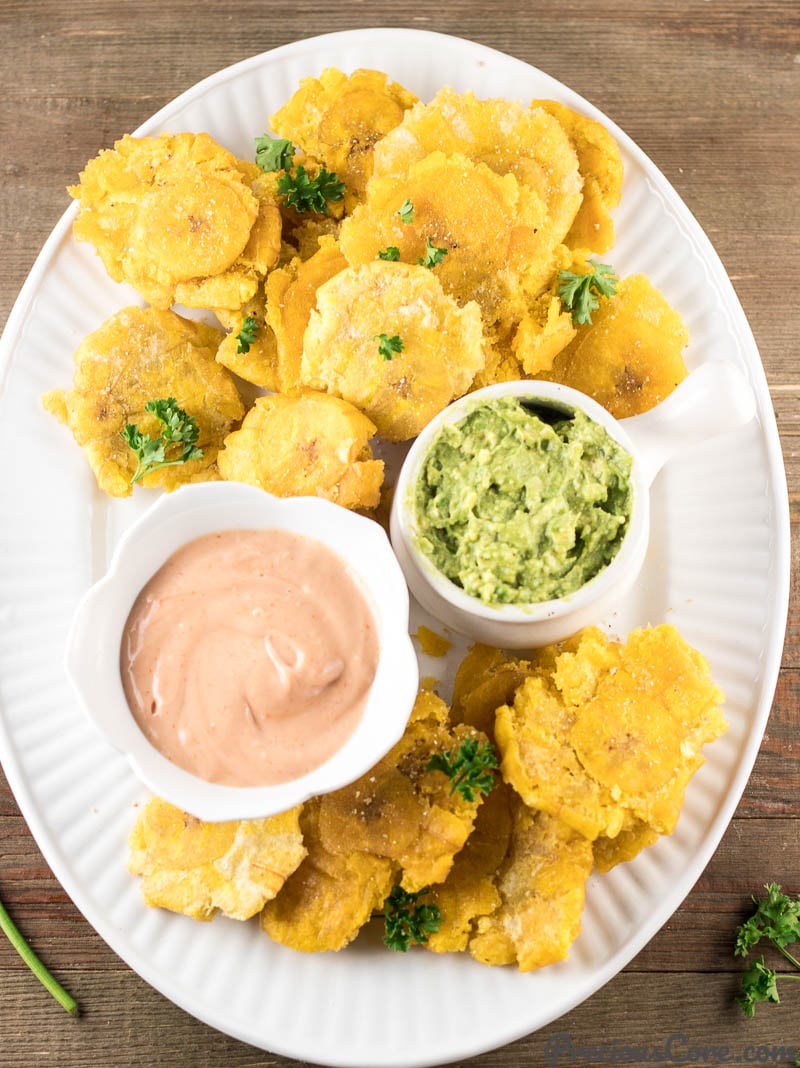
[[120, 529, 379, 787]]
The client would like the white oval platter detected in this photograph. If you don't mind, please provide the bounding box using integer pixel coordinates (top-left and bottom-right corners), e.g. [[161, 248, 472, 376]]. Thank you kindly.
[[0, 28, 790, 1068]]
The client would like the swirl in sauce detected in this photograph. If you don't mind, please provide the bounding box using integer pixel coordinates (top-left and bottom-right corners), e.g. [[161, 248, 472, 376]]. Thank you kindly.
[[120, 529, 379, 787]]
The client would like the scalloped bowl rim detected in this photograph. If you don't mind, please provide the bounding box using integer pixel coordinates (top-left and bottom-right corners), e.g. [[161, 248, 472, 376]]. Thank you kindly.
[[64, 481, 419, 821]]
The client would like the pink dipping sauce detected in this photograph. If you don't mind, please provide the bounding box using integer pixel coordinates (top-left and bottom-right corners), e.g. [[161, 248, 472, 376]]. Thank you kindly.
[[120, 529, 380, 787]]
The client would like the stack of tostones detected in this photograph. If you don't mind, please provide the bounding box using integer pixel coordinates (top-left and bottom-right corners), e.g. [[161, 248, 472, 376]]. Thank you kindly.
[[42, 306, 245, 497], [128, 797, 306, 921], [69, 132, 281, 311], [372, 88, 583, 247], [316, 691, 484, 892], [495, 625, 727, 844], [260, 690, 490, 951], [339, 150, 553, 327], [50, 68, 693, 501], [128, 624, 726, 971]]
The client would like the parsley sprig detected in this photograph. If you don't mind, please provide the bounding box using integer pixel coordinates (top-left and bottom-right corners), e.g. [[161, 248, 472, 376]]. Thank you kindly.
[[383, 885, 441, 952], [426, 738, 499, 802], [0, 896, 78, 1015], [277, 165, 345, 215], [418, 237, 448, 269], [378, 246, 401, 261], [372, 333, 404, 361], [557, 259, 618, 325], [735, 883, 800, 1019], [254, 133, 295, 173], [236, 315, 259, 354], [121, 398, 203, 484], [398, 198, 414, 224]]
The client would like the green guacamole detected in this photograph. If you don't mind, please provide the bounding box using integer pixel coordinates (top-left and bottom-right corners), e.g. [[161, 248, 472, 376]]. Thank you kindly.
[[413, 396, 633, 606]]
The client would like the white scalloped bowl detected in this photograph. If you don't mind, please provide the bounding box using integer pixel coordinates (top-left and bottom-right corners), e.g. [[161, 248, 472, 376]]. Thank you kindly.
[[64, 481, 418, 821]]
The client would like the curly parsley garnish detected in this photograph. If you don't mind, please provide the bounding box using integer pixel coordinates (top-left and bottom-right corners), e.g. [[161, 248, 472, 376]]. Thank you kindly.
[[236, 315, 259, 354], [372, 332, 404, 361], [418, 237, 448, 269], [383, 886, 441, 952], [735, 883, 800, 1019], [557, 259, 618, 325], [378, 246, 401, 261], [398, 198, 414, 224], [121, 398, 203, 484], [254, 133, 295, 172], [277, 164, 345, 215], [426, 738, 499, 802]]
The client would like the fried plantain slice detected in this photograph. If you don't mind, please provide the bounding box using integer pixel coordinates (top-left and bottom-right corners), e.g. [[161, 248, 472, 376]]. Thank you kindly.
[[270, 68, 418, 208], [373, 88, 583, 245], [469, 802, 593, 970], [593, 818, 660, 874], [265, 236, 349, 393], [173, 165, 283, 311], [340, 151, 555, 325], [533, 100, 623, 254], [42, 306, 245, 497], [512, 292, 577, 376], [214, 284, 282, 391], [451, 644, 538, 741], [467, 322, 526, 391], [301, 259, 485, 441], [260, 801, 395, 952], [291, 216, 342, 261], [538, 274, 689, 417], [425, 780, 514, 953], [496, 626, 727, 841], [69, 133, 263, 309], [128, 797, 306, 922], [317, 691, 486, 892], [218, 391, 384, 510]]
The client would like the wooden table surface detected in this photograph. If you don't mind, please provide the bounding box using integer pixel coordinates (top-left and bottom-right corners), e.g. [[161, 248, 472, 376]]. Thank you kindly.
[[1, 1, 798, 1064]]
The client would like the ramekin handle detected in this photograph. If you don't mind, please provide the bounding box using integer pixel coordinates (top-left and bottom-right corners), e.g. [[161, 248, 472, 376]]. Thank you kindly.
[[621, 361, 757, 485]]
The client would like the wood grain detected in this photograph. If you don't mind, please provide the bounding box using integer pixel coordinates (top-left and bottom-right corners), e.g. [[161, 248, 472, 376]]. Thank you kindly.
[[1, 1, 798, 1064]]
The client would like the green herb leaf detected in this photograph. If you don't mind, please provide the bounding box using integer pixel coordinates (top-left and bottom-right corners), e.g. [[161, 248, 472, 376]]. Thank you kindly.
[[0, 896, 78, 1015], [398, 198, 414, 224], [736, 883, 800, 956], [254, 134, 295, 172], [277, 164, 345, 215], [737, 957, 782, 1018], [426, 738, 499, 802], [418, 237, 448, 269], [236, 315, 260, 354], [122, 398, 203, 484], [378, 246, 401, 261], [383, 885, 441, 952], [557, 259, 618, 325], [372, 332, 404, 361], [734, 883, 800, 1020]]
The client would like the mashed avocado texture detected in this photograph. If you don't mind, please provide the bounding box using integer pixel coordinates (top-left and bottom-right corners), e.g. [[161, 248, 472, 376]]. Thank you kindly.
[[413, 396, 632, 606]]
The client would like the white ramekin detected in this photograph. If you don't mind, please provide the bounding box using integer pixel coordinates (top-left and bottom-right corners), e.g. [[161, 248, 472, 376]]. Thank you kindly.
[[390, 364, 755, 648], [65, 481, 418, 821]]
